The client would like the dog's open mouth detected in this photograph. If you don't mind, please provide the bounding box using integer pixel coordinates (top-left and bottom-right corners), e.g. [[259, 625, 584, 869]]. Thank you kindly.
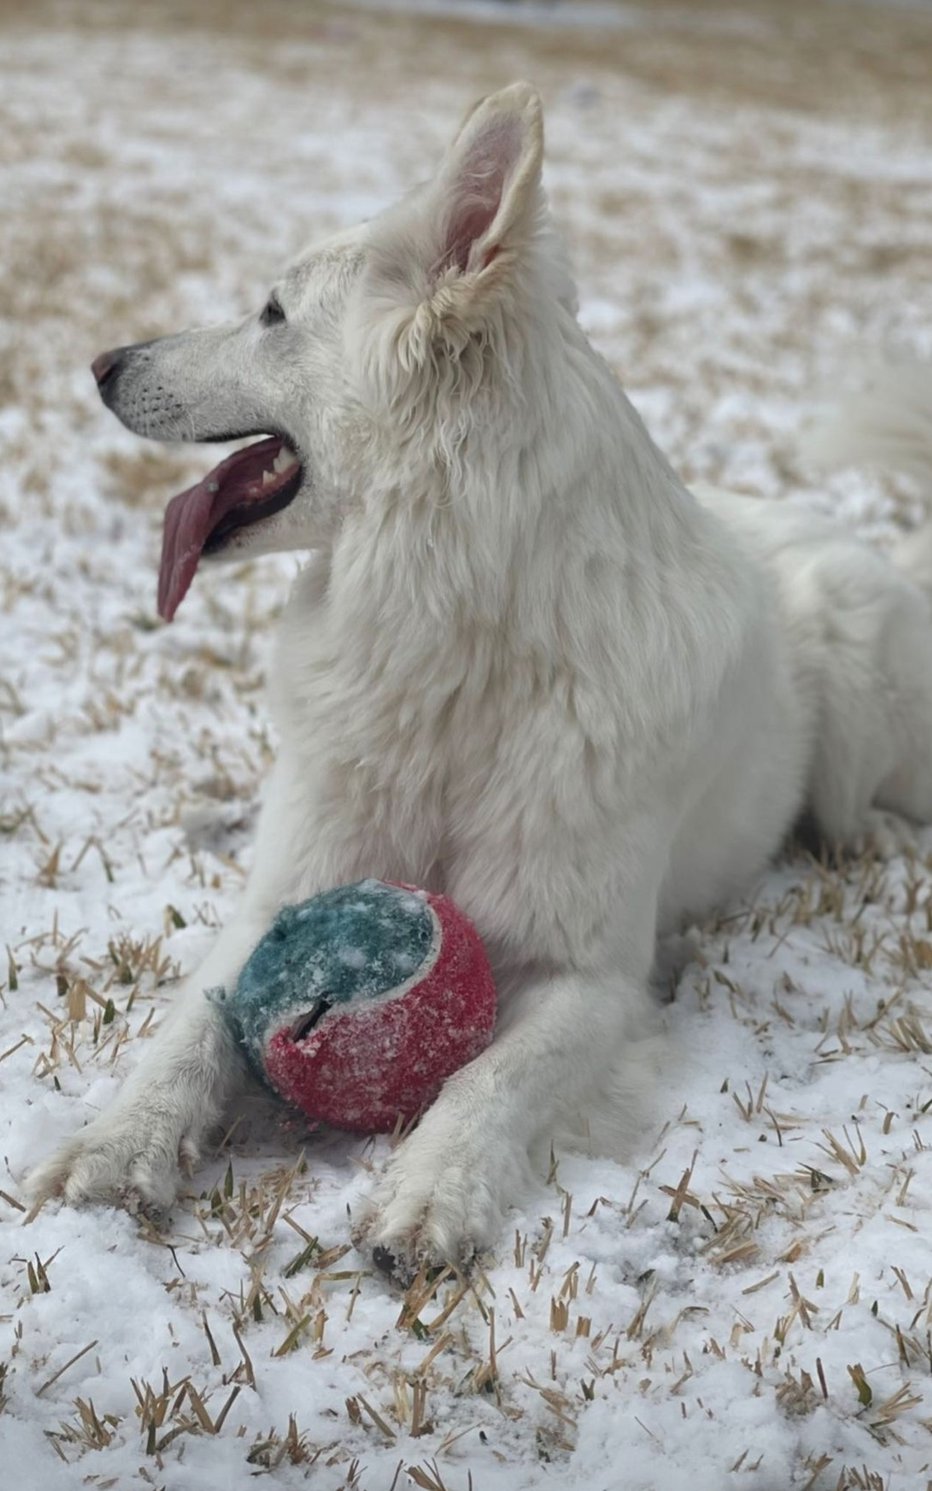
[[158, 435, 302, 622]]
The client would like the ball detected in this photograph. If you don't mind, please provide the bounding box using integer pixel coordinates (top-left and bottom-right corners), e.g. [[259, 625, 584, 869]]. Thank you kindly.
[[213, 879, 497, 1133]]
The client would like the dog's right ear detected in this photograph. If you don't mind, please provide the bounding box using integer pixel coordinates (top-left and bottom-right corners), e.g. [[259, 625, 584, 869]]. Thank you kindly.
[[355, 83, 546, 405]]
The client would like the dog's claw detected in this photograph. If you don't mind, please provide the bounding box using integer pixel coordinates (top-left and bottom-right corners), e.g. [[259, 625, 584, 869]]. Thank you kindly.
[[371, 1244, 402, 1280]]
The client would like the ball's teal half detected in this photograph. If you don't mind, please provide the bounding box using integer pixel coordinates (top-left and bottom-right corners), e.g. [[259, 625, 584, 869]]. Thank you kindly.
[[214, 879, 434, 1082]]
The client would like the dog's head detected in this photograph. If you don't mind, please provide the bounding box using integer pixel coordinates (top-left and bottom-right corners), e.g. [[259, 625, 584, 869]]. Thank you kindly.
[[93, 82, 574, 620]]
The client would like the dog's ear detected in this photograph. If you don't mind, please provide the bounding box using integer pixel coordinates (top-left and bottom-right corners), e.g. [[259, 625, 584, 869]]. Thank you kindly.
[[431, 80, 544, 282], [355, 83, 546, 403]]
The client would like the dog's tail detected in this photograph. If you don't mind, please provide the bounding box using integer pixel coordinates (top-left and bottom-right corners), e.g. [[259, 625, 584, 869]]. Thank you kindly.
[[802, 359, 932, 598], [801, 359, 932, 490]]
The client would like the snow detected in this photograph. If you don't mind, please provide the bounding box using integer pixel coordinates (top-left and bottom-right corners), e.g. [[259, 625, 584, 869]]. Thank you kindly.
[[3, 2, 932, 1488]]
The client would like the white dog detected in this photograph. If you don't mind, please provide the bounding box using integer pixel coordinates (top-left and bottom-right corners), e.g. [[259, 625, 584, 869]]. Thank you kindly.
[[29, 84, 932, 1275]]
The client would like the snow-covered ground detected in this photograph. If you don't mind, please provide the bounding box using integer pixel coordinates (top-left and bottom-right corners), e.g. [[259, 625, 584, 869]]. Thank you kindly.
[[3, 2, 932, 1487]]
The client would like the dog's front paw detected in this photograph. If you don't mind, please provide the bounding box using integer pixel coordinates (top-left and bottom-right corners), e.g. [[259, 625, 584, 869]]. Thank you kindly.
[[27, 1106, 200, 1216], [354, 1105, 529, 1284]]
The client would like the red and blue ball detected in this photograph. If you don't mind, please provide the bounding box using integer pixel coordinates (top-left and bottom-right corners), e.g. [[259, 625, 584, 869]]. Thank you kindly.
[[214, 879, 497, 1133]]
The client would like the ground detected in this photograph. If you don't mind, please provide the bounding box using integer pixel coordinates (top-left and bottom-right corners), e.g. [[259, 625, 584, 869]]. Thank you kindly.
[[2, 1, 932, 1488]]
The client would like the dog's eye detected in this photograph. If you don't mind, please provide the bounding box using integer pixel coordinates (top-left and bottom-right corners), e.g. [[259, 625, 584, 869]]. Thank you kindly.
[[261, 295, 286, 327]]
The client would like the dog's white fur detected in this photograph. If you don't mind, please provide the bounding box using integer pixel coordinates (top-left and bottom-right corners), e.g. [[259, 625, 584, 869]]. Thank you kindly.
[[29, 85, 932, 1270]]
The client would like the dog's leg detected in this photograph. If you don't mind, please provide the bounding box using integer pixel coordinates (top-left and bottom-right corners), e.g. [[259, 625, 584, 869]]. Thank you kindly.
[[807, 578, 932, 857], [27, 742, 440, 1211], [356, 966, 648, 1278], [27, 756, 323, 1211], [26, 909, 270, 1212]]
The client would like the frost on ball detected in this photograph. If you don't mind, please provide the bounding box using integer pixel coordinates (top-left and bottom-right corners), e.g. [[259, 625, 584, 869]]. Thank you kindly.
[[220, 879, 497, 1132]]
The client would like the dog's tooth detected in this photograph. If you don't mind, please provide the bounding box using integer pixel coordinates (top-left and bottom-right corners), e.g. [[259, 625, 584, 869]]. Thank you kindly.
[[273, 445, 298, 474], [206, 482, 220, 493], [262, 470, 276, 487]]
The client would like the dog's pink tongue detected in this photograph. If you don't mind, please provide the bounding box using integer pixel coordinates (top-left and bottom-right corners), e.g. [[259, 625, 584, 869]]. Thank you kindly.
[[158, 478, 221, 623], [157, 437, 286, 622]]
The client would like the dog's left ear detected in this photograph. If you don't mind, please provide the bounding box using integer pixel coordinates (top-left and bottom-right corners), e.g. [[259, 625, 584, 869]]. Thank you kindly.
[[430, 80, 544, 283], [357, 83, 545, 397]]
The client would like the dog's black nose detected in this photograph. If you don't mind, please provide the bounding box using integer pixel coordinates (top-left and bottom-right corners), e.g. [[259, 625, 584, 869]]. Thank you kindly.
[[91, 347, 123, 390]]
